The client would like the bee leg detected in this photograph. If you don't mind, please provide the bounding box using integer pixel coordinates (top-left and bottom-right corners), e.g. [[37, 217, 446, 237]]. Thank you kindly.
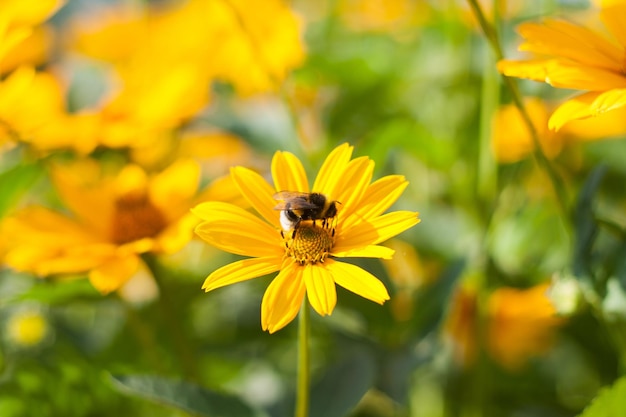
[[280, 230, 285, 239]]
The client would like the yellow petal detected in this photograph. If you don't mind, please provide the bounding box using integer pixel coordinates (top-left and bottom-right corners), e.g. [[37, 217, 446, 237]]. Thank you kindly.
[[591, 88, 626, 114], [192, 201, 282, 257], [327, 259, 390, 304], [517, 20, 621, 71], [271, 150, 309, 193], [51, 160, 115, 239], [261, 260, 306, 333], [230, 166, 280, 227], [337, 211, 420, 250], [156, 212, 198, 254], [195, 174, 250, 208], [543, 62, 626, 91], [548, 92, 600, 131], [89, 253, 140, 294], [332, 244, 395, 259], [601, 3, 626, 49], [149, 159, 200, 219], [332, 157, 374, 218], [497, 59, 551, 83], [0, 66, 36, 111], [303, 264, 336, 316], [341, 175, 408, 230], [312, 143, 353, 193], [116, 164, 148, 197], [202, 256, 282, 292], [499, 58, 626, 91]]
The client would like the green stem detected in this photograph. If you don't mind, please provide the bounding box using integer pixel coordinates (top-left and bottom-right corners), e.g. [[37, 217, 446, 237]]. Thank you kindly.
[[466, 0, 570, 220], [143, 254, 200, 382], [295, 299, 310, 417]]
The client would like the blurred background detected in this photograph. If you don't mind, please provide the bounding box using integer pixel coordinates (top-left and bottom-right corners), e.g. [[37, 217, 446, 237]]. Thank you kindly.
[[1, 0, 626, 416]]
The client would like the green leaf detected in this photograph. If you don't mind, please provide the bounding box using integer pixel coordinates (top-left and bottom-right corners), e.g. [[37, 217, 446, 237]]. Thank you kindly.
[[573, 166, 607, 277], [309, 348, 376, 417], [110, 374, 264, 417], [5, 278, 100, 306], [578, 376, 626, 417], [0, 162, 43, 218]]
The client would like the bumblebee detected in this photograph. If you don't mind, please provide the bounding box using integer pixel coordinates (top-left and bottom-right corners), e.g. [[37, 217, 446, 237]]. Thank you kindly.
[[273, 191, 339, 232]]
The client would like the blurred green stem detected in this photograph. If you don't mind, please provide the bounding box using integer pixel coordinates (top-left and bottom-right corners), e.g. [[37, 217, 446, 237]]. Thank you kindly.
[[143, 254, 200, 383], [466, 0, 569, 220], [295, 299, 310, 417]]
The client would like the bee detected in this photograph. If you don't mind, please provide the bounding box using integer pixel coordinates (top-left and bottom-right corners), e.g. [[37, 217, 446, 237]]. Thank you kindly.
[[273, 191, 339, 233]]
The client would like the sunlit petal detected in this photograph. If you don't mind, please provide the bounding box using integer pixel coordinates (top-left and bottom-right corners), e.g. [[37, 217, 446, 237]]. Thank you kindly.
[[312, 143, 353, 193], [332, 244, 395, 259], [261, 259, 306, 333], [303, 263, 336, 316], [89, 253, 140, 295], [230, 166, 280, 226], [341, 175, 408, 230], [327, 259, 390, 304], [149, 159, 200, 217], [337, 211, 420, 249], [332, 157, 374, 218], [202, 256, 282, 292], [548, 92, 600, 131], [272, 150, 309, 193], [192, 202, 282, 257]]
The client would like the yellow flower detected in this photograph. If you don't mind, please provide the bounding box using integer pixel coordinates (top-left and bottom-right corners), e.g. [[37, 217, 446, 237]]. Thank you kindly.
[[192, 144, 420, 333], [0, 67, 64, 148], [1, 159, 203, 294], [0, 0, 63, 63], [491, 97, 626, 163], [497, 2, 626, 130], [71, 0, 305, 96], [491, 98, 563, 163], [444, 282, 563, 371], [6, 308, 49, 348], [488, 283, 563, 370]]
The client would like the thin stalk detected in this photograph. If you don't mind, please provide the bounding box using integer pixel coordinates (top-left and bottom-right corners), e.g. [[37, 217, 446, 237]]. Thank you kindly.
[[466, 0, 570, 220], [295, 299, 310, 417], [143, 254, 200, 382]]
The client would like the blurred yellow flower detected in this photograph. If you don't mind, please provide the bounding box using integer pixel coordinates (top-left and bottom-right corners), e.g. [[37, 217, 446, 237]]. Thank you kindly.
[[445, 282, 563, 370], [491, 98, 563, 163], [0, 0, 63, 63], [192, 144, 420, 333], [6, 308, 49, 348], [338, 0, 431, 35], [71, 0, 305, 96], [497, 2, 626, 130], [488, 283, 563, 370], [492, 97, 626, 163], [1, 159, 204, 294], [0, 67, 64, 148]]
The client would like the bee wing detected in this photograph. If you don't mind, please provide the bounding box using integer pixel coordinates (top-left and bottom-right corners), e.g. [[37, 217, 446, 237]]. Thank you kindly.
[[273, 191, 310, 200], [272, 191, 319, 211]]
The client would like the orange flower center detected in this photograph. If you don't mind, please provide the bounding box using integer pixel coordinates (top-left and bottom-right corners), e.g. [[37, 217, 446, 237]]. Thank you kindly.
[[284, 221, 335, 265], [111, 192, 167, 244]]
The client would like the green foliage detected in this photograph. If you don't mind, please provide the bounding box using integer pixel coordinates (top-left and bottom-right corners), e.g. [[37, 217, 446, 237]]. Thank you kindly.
[[111, 374, 264, 417], [578, 377, 626, 417]]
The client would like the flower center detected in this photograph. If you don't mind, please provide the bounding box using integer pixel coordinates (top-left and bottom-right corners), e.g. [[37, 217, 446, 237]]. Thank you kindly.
[[111, 192, 167, 244], [284, 221, 335, 265]]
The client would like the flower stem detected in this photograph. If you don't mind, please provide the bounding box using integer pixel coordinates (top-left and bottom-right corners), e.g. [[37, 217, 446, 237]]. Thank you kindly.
[[466, 0, 570, 219], [295, 299, 310, 417]]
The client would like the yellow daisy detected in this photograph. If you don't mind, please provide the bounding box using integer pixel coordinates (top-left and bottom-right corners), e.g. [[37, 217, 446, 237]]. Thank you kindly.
[[1, 159, 204, 294], [497, 1, 626, 130], [192, 143, 420, 333]]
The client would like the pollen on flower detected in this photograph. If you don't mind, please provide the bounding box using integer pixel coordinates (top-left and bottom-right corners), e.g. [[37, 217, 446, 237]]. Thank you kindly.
[[111, 192, 167, 244], [284, 221, 335, 265]]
